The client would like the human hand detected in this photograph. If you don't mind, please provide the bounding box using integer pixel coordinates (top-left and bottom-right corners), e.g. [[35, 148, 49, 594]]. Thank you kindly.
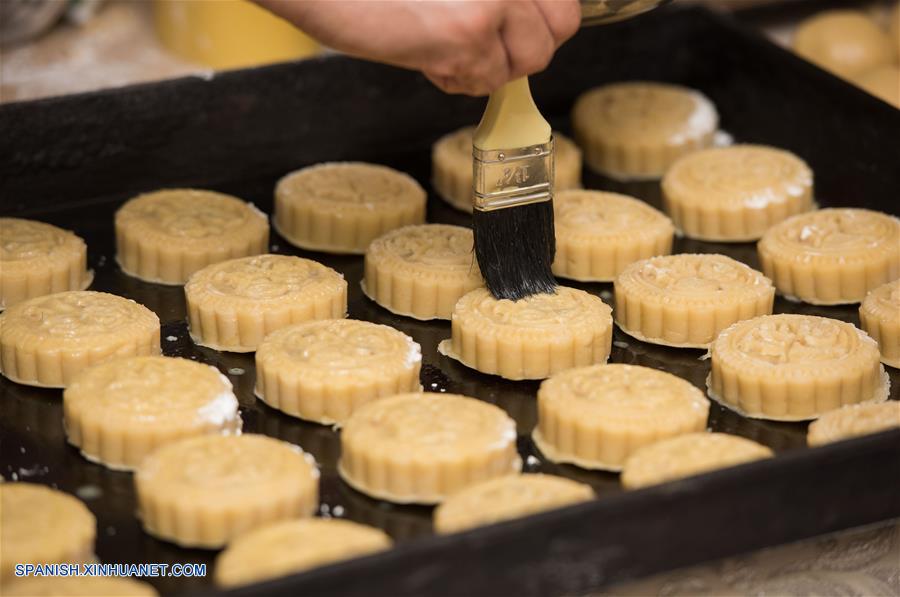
[[257, 0, 581, 96]]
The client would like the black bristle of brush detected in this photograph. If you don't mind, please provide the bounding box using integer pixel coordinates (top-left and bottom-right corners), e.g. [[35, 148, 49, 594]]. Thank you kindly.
[[473, 200, 557, 301]]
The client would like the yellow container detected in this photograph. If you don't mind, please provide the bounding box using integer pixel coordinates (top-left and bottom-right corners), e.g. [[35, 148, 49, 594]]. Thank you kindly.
[[154, 0, 320, 70]]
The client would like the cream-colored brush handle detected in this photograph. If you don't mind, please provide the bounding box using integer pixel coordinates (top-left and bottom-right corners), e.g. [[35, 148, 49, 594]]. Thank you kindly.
[[472, 78, 554, 211], [472, 78, 551, 151]]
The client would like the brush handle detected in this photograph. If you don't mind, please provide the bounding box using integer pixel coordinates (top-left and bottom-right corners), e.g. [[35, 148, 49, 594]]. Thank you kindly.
[[472, 78, 554, 211], [472, 78, 551, 151], [580, 0, 673, 26]]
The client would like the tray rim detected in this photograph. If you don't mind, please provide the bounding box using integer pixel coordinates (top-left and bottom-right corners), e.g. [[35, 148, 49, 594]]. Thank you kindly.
[[207, 427, 900, 597]]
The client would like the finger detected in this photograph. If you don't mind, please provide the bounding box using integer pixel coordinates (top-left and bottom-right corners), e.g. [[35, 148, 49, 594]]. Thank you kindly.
[[425, 72, 457, 94], [499, 1, 557, 78], [459, 33, 512, 95], [534, 0, 582, 47], [426, 68, 500, 97], [423, 2, 512, 95]]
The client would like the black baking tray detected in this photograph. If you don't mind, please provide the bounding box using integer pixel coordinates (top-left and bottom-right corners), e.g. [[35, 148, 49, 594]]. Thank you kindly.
[[1, 5, 899, 597]]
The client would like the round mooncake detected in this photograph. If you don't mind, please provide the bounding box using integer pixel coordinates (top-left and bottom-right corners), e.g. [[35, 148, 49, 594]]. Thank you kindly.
[[807, 401, 900, 446], [553, 190, 674, 282], [438, 286, 613, 380], [433, 474, 594, 534], [0, 218, 92, 310], [533, 364, 710, 471], [362, 224, 482, 320], [571, 82, 718, 180], [614, 254, 774, 348], [859, 279, 900, 368], [274, 162, 426, 254], [64, 356, 241, 470], [339, 392, 520, 504], [757, 208, 900, 305], [135, 434, 319, 548], [621, 432, 773, 489], [214, 519, 391, 587], [708, 314, 889, 421], [255, 319, 422, 425], [794, 10, 896, 79], [115, 188, 269, 285], [0, 483, 96, 583], [662, 145, 814, 241], [0, 291, 160, 388], [185, 254, 347, 352]]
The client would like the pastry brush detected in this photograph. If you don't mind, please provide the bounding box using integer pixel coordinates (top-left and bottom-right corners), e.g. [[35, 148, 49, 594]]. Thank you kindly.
[[472, 77, 556, 301], [471, 2, 675, 300]]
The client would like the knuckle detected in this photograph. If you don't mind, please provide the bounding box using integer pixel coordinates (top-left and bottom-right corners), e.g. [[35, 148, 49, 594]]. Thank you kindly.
[[514, 46, 553, 76], [557, 5, 581, 40], [540, 0, 581, 42], [434, 75, 462, 94], [431, 52, 474, 80], [425, 59, 454, 80], [535, 45, 555, 70], [460, 5, 498, 42]]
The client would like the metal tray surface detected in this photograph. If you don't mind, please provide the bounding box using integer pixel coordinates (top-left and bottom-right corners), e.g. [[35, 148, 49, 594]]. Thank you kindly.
[[1, 6, 898, 597]]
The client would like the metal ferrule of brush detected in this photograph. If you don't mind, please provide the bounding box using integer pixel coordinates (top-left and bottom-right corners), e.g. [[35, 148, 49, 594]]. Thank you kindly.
[[472, 138, 555, 211]]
